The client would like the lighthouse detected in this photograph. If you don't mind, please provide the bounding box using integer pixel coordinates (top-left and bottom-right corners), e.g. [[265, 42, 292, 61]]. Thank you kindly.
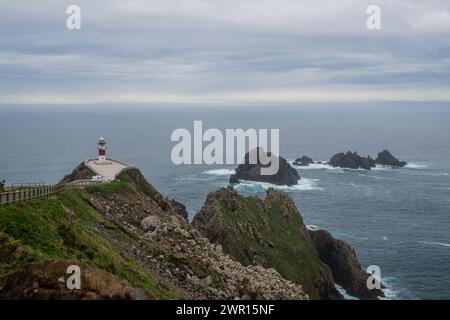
[[97, 136, 107, 162]]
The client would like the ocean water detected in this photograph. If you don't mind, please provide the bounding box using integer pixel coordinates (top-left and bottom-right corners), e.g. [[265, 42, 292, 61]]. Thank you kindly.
[[1, 103, 450, 299]]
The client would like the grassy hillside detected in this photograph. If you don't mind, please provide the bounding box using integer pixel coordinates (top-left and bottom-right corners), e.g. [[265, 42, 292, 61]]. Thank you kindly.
[[0, 187, 175, 299]]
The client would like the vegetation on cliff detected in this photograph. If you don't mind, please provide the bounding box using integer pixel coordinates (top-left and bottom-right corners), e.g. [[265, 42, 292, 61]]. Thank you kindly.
[[0, 168, 306, 300], [192, 187, 383, 300], [192, 187, 341, 299], [0, 187, 174, 299]]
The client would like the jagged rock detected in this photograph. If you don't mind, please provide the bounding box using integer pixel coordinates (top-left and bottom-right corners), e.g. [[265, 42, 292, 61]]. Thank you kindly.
[[0, 260, 153, 300], [293, 156, 314, 166], [308, 229, 384, 299], [170, 199, 189, 219], [192, 187, 342, 300], [229, 149, 300, 186], [59, 162, 96, 184], [375, 150, 407, 167], [329, 151, 375, 170]]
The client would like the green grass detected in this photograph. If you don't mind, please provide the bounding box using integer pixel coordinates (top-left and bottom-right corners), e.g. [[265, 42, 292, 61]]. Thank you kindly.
[[218, 192, 326, 299], [85, 180, 126, 196], [0, 189, 176, 299]]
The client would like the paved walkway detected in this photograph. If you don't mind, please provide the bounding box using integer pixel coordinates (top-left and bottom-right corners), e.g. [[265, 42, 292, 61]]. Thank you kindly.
[[85, 159, 132, 182]]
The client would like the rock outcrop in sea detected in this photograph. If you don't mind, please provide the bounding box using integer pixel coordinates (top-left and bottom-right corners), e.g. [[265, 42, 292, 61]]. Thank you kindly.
[[329, 151, 376, 170], [229, 149, 300, 186], [308, 229, 384, 299], [192, 187, 384, 300], [293, 156, 315, 166], [375, 150, 407, 167]]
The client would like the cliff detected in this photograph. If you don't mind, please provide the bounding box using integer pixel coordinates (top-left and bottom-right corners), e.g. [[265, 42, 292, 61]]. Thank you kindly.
[[192, 187, 383, 300], [0, 167, 307, 300]]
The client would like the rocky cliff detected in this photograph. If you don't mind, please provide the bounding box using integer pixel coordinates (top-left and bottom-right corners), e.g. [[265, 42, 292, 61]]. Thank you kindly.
[[192, 187, 383, 300], [0, 167, 307, 300], [308, 229, 384, 299]]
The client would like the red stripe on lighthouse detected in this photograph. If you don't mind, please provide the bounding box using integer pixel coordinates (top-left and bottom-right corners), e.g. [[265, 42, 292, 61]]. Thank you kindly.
[[99, 150, 106, 156]]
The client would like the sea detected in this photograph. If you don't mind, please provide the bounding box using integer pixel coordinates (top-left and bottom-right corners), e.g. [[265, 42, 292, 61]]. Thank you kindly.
[[1, 102, 449, 299]]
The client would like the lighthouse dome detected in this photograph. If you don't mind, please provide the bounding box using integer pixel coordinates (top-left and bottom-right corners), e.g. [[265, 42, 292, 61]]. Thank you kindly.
[[97, 137, 107, 149]]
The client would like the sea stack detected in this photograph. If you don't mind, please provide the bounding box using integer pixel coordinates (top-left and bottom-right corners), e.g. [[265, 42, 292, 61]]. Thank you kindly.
[[229, 148, 300, 186], [293, 156, 315, 167], [375, 150, 407, 167], [329, 151, 375, 170]]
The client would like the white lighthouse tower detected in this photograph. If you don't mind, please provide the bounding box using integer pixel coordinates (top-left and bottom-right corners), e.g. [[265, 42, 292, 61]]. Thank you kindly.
[[97, 136, 107, 162]]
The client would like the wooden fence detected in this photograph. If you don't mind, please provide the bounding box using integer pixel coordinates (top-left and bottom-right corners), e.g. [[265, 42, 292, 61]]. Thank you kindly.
[[0, 180, 101, 207], [65, 179, 101, 189], [0, 183, 65, 207]]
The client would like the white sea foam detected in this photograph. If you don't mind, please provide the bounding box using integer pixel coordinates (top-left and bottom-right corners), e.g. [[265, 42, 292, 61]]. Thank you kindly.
[[202, 168, 235, 176], [306, 225, 320, 231], [335, 284, 359, 300], [235, 178, 323, 193], [372, 164, 393, 171], [289, 160, 349, 173], [419, 241, 450, 248], [175, 176, 214, 182], [380, 287, 400, 300], [382, 236, 388, 241], [405, 163, 427, 169]]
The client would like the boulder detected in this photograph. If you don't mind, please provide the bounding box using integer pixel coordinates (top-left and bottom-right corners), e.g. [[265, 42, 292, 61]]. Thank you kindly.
[[0, 260, 153, 300], [375, 150, 407, 167], [293, 156, 315, 166], [141, 215, 163, 232], [329, 151, 375, 170], [229, 149, 300, 186]]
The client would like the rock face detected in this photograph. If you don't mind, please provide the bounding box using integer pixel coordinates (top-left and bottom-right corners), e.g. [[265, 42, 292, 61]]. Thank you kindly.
[[229, 149, 300, 186], [192, 187, 342, 300], [0, 260, 153, 300], [59, 162, 96, 184], [79, 169, 308, 300], [293, 156, 314, 166], [329, 151, 375, 170], [308, 229, 384, 299], [0, 167, 308, 300], [193, 187, 384, 300], [375, 150, 407, 167], [169, 199, 189, 220]]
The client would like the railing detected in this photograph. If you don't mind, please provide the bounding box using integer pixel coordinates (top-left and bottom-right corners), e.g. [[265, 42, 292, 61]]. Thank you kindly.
[[0, 183, 65, 207], [5, 182, 46, 190], [0, 179, 102, 207], [65, 179, 102, 189]]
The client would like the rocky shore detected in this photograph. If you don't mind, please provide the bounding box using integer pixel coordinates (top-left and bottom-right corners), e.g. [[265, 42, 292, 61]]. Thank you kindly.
[[0, 166, 307, 300], [0, 162, 385, 300], [193, 187, 383, 300]]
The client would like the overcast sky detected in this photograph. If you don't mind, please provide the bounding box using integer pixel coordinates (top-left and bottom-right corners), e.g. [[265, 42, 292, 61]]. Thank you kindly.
[[0, 0, 449, 105]]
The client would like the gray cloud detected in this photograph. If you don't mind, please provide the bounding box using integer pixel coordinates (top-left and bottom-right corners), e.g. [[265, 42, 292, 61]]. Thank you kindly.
[[0, 0, 449, 104]]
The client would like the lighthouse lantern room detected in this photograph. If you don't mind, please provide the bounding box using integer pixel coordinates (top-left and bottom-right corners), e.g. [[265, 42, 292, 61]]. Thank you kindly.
[[97, 136, 107, 162]]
